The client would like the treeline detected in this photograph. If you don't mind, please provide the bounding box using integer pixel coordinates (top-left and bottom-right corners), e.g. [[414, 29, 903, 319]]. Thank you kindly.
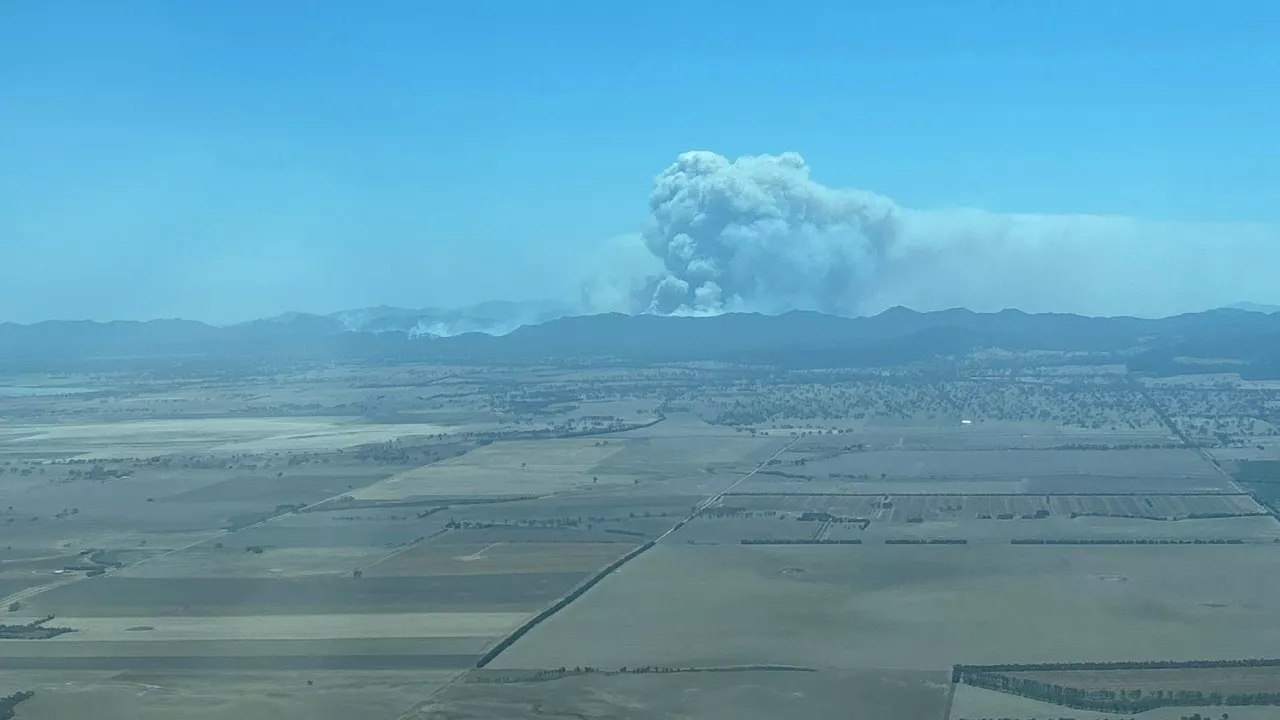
[[445, 510, 671, 532], [0, 615, 74, 640], [475, 540, 657, 668], [352, 440, 454, 465], [958, 658, 1280, 674], [495, 416, 664, 441], [756, 469, 813, 480], [956, 716, 1134, 720], [0, 691, 34, 720], [1010, 538, 1245, 545], [957, 716, 1134, 720], [1065, 512, 1263, 521], [1047, 442, 1183, 450], [725, 491, 1244, 498], [957, 666, 1280, 713], [59, 548, 126, 576], [471, 664, 816, 684], [797, 511, 852, 522], [740, 539, 862, 545]]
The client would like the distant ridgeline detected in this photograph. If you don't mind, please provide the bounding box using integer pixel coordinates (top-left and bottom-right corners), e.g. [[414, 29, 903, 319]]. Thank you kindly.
[[2, 307, 1279, 377]]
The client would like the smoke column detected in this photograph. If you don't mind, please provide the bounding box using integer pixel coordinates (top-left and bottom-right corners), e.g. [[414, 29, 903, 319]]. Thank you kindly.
[[639, 151, 901, 315], [610, 151, 1280, 318]]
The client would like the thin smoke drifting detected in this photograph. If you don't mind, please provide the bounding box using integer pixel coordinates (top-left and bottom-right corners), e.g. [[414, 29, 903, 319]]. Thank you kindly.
[[598, 151, 1279, 318]]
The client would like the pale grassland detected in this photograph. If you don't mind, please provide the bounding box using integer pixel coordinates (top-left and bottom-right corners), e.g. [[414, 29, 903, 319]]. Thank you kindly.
[[116, 547, 392, 579], [352, 438, 634, 500], [2, 669, 456, 720], [0, 417, 458, 459], [364, 541, 635, 577], [414, 668, 950, 720], [47, 612, 526, 641], [18, 530, 221, 556]]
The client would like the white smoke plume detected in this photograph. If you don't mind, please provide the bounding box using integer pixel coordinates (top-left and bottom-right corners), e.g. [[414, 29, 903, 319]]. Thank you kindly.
[[608, 151, 1280, 318], [639, 151, 900, 315]]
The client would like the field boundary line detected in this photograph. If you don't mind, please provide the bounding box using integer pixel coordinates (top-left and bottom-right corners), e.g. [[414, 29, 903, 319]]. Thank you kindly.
[[657, 436, 800, 544], [473, 436, 798, 669], [357, 526, 456, 574]]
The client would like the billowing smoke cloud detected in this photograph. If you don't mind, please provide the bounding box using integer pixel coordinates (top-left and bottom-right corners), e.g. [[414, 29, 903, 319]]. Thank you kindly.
[[601, 151, 1280, 318], [639, 151, 902, 315]]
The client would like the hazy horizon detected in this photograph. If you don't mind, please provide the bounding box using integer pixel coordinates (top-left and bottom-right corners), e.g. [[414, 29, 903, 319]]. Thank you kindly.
[[4, 297, 1278, 329]]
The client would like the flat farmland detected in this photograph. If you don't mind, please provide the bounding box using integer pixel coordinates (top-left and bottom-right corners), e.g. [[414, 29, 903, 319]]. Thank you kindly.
[[491, 544, 1280, 671], [222, 516, 439, 550], [669, 515, 835, 544], [737, 478, 1033, 494], [116, 546, 393, 578], [662, 511, 1280, 546], [30, 612, 526, 642], [0, 417, 457, 460], [157, 465, 397, 505], [23, 574, 583, 616], [414, 668, 951, 720], [352, 432, 781, 502], [948, 683, 1280, 720], [365, 539, 636, 577], [439, 491, 697, 539], [0, 637, 490, 665], [860, 514, 1280, 544], [6, 359, 1277, 719], [737, 447, 1234, 494], [0, 670, 456, 720], [724, 492, 1265, 521], [786, 420, 1176, 451], [781, 447, 1225, 482], [351, 438, 637, 500], [593, 429, 786, 473]]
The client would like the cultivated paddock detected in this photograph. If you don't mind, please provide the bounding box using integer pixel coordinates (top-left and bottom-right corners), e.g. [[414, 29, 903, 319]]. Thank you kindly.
[[414, 668, 951, 720], [492, 543, 1280, 671]]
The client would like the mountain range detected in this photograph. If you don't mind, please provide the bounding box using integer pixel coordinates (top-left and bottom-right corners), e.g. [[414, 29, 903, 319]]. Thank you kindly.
[[255, 300, 579, 337], [2, 304, 1279, 377]]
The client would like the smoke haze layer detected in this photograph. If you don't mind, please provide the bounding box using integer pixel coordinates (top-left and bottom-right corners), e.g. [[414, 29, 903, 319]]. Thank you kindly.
[[609, 151, 1279, 318]]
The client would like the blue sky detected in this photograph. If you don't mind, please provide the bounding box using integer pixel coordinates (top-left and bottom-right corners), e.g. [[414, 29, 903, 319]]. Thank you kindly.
[[2, 1, 1278, 322]]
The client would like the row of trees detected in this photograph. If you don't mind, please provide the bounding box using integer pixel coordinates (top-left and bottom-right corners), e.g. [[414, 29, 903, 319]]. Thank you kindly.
[[959, 667, 1280, 713], [740, 539, 862, 545], [0, 615, 74, 640], [475, 540, 656, 668], [472, 664, 815, 684], [1010, 538, 1245, 545], [957, 658, 1280, 674]]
